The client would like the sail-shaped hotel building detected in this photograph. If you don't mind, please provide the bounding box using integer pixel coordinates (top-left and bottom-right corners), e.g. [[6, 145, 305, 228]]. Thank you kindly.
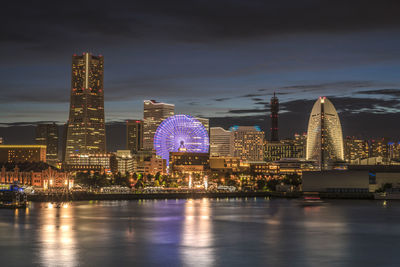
[[306, 97, 344, 170]]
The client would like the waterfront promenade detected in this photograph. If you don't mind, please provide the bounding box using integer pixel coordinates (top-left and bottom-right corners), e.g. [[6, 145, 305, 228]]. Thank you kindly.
[[23, 191, 374, 202]]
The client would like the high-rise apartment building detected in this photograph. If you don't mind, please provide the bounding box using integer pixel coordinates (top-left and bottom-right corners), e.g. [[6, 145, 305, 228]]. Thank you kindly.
[[143, 100, 174, 150], [294, 133, 307, 150], [306, 97, 344, 169], [65, 53, 106, 162], [369, 138, 389, 159], [344, 137, 369, 162], [126, 120, 143, 153], [210, 127, 233, 157], [35, 123, 59, 164], [231, 126, 264, 161], [270, 92, 279, 141]]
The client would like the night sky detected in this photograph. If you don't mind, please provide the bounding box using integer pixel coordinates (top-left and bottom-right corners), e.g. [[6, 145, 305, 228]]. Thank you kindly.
[[1, 0, 400, 148]]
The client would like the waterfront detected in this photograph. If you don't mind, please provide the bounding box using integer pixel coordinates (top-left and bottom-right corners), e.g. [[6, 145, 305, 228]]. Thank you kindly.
[[0, 198, 399, 266]]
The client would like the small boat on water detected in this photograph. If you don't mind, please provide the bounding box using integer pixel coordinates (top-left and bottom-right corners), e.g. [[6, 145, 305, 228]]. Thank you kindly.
[[299, 192, 324, 206]]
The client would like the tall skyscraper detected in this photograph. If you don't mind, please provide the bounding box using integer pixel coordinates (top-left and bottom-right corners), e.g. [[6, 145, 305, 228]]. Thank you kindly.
[[35, 123, 59, 164], [270, 92, 279, 142], [231, 126, 264, 161], [61, 123, 68, 162], [143, 100, 174, 150], [126, 120, 143, 153], [210, 127, 233, 157], [65, 53, 106, 162], [306, 97, 344, 169]]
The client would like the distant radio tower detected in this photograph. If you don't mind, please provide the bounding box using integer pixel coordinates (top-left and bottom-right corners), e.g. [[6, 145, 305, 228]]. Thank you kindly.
[[270, 92, 279, 142]]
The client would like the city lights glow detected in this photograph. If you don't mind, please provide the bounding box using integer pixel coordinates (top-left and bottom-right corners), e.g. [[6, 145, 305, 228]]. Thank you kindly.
[[153, 115, 209, 165]]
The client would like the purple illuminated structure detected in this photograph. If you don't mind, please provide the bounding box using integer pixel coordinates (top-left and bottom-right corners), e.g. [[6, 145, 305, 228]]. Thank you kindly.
[[154, 115, 209, 165]]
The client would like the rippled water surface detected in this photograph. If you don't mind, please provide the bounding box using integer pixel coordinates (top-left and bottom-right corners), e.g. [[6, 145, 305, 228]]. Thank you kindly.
[[1, 198, 400, 266]]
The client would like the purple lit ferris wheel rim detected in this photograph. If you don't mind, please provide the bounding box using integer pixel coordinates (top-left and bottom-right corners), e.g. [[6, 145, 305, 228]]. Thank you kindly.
[[153, 115, 209, 164]]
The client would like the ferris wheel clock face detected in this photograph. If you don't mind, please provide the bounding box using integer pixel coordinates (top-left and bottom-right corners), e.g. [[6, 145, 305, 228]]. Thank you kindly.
[[153, 115, 209, 165]]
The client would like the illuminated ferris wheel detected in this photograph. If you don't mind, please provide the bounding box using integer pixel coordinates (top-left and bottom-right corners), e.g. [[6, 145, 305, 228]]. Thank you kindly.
[[153, 115, 209, 165]]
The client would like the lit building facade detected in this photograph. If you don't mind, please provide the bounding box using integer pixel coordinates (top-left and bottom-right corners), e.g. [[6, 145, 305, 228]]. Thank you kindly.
[[389, 142, 400, 162], [126, 120, 143, 153], [0, 164, 73, 189], [195, 117, 210, 134], [65, 53, 106, 162], [209, 157, 242, 173], [344, 137, 369, 162], [36, 123, 59, 165], [306, 97, 344, 170], [169, 152, 209, 176], [231, 126, 264, 161], [143, 100, 175, 150], [369, 138, 389, 160], [65, 153, 112, 172], [144, 155, 167, 175], [0, 145, 46, 163], [265, 139, 305, 162], [115, 150, 134, 174], [132, 150, 153, 173], [210, 127, 233, 157], [294, 133, 307, 150], [270, 92, 279, 141]]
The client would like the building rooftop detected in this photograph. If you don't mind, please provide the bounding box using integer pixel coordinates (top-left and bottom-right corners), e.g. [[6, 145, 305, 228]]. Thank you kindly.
[[0, 161, 57, 172], [0, 145, 46, 148]]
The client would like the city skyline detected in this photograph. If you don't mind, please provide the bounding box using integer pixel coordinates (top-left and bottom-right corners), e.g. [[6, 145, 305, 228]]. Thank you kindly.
[[2, 3, 400, 267], [1, 1, 400, 141], [65, 53, 106, 161]]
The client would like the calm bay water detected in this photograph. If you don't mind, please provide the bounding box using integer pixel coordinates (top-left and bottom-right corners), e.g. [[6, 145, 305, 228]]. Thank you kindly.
[[0, 198, 399, 267]]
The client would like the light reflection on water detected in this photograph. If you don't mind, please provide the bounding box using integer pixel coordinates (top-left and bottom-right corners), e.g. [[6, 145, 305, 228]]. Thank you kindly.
[[181, 198, 214, 266], [0, 199, 399, 266], [39, 203, 77, 267]]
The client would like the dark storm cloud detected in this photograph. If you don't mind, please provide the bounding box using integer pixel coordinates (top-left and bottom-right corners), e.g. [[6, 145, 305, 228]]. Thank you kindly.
[[356, 89, 400, 97], [227, 108, 268, 114], [214, 93, 266, 102], [215, 98, 231, 102], [279, 81, 377, 92], [240, 94, 264, 98], [280, 96, 400, 114], [228, 95, 400, 116], [330, 96, 400, 114], [0, 121, 63, 127], [211, 112, 400, 140], [215, 95, 400, 140], [2, 0, 400, 49]]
